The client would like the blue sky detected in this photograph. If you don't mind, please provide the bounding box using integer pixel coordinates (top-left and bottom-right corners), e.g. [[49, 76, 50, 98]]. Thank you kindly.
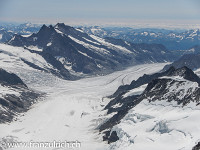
[[0, 0, 200, 27]]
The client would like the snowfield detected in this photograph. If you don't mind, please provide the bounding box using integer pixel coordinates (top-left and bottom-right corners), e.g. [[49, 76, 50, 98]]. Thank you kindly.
[[0, 44, 53, 71], [0, 63, 200, 150]]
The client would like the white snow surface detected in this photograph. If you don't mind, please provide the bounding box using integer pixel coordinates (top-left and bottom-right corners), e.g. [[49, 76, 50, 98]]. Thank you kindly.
[[76, 28, 84, 33], [109, 77, 200, 150], [0, 85, 20, 98], [21, 34, 32, 38], [46, 42, 52, 46], [110, 98, 200, 150], [0, 44, 53, 71], [90, 35, 133, 54], [82, 37, 101, 45], [123, 84, 148, 98], [26, 45, 43, 52], [0, 63, 168, 150], [68, 35, 110, 54], [1, 61, 200, 150]]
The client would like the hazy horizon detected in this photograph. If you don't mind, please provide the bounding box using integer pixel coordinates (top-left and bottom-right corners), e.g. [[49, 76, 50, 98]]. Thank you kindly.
[[0, 0, 200, 29]]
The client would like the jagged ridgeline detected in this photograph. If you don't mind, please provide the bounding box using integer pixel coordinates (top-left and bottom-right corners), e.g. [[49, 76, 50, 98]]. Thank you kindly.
[[7, 23, 175, 78], [100, 66, 200, 143]]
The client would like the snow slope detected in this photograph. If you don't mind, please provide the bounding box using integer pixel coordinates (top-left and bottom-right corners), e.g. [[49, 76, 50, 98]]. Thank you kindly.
[[106, 74, 200, 150], [0, 44, 53, 71], [0, 43, 74, 80], [0, 63, 166, 150], [109, 99, 200, 150]]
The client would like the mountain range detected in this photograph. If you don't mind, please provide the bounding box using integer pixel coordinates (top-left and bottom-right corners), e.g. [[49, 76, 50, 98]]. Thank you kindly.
[[0, 29, 13, 43], [0, 23, 41, 36], [1, 22, 200, 150], [6, 23, 175, 78], [80, 26, 200, 50]]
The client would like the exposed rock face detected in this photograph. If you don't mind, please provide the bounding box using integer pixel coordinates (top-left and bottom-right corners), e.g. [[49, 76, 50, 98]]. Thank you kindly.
[[105, 37, 175, 63], [141, 78, 200, 105], [0, 69, 27, 87], [8, 23, 175, 76], [100, 66, 200, 143], [110, 66, 176, 99], [193, 142, 200, 150], [0, 68, 41, 123], [163, 53, 200, 71], [103, 131, 119, 144]]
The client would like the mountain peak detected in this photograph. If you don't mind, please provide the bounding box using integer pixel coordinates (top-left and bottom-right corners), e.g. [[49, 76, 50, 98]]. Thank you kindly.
[[54, 23, 74, 33], [37, 24, 56, 36], [169, 66, 189, 76], [169, 66, 200, 84], [41, 24, 48, 30], [55, 23, 66, 28]]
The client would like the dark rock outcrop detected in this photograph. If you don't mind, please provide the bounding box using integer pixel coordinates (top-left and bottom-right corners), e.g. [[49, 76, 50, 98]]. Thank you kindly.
[[8, 23, 176, 77], [103, 131, 119, 144], [100, 66, 200, 143], [193, 142, 200, 150], [0, 68, 27, 87], [0, 69, 41, 123]]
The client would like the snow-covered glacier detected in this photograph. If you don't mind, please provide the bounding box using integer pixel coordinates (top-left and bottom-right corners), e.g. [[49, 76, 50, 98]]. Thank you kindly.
[[0, 63, 168, 150]]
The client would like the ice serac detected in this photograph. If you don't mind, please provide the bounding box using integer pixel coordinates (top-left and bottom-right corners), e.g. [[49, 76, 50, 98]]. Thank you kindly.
[[0, 68, 41, 123], [100, 66, 200, 144], [8, 23, 175, 76]]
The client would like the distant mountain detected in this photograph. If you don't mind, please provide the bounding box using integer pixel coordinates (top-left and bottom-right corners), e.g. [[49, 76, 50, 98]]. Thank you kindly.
[[7, 23, 175, 76], [0, 23, 41, 36], [80, 26, 200, 50], [0, 23, 41, 43], [79, 26, 108, 37], [172, 45, 200, 56], [0, 29, 14, 43], [163, 52, 200, 71], [100, 66, 200, 143], [105, 37, 174, 63], [0, 68, 41, 123]]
